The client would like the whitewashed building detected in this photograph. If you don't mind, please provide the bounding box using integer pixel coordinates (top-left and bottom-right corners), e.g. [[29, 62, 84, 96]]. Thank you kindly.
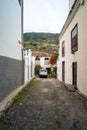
[[24, 49, 35, 82], [0, 0, 24, 101], [57, 0, 87, 96], [32, 51, 52, 73]]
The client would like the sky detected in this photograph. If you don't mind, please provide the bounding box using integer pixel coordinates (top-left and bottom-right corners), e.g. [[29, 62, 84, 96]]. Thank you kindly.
[[24, 0, 69, 33]]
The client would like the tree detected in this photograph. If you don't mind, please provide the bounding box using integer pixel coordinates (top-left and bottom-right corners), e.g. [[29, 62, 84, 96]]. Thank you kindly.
[[50, 54, 58, 65], [35, 65, 42, 75]]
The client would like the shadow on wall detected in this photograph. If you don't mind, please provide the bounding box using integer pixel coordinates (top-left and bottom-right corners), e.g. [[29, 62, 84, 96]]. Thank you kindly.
[[0, 56, 23, 102]]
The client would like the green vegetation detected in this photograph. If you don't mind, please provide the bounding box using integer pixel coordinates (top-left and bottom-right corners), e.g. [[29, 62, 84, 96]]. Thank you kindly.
[[23, 32, 59, 54], [35, 65, 42, 75], [13, 87, 28, 104], [23, 32, 59, 43], [0, 79, 39, 125], [50, 54, 58, 65], [0, 116, 6, 124], [49, 67, 57, 78], [13, 79, 35, 104], [49, 70, 57, 78]]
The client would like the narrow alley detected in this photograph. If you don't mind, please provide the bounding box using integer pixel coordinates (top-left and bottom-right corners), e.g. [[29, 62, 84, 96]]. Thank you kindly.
[[0, 78, 87, 130]]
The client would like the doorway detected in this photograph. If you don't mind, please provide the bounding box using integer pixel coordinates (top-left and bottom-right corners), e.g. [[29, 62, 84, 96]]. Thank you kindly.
[[72, 62, 77, 89], [62, 61, 65, 82]]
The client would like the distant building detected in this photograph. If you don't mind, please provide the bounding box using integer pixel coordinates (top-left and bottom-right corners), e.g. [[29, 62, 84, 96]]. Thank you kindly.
[[57, 0, 87, 96], [32, 51, 52, 73], [0, 0, 24, 101]]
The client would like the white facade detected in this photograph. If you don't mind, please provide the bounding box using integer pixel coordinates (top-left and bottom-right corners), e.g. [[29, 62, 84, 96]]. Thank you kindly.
[[24, 49, 35, 82], [57, 59, 61, 79], [58, 0, 87, 96], [0, 0, 22, 60], [35, 56, 52, 69], [0, 0, 24, 102]]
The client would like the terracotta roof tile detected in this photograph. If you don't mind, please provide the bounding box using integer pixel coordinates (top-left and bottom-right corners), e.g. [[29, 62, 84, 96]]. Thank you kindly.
[[32, 51, 52, 57]]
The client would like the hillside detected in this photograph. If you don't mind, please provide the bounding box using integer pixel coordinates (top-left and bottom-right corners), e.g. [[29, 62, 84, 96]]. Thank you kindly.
[[23, 32, 59, 43], [23, 32, 59, 54]]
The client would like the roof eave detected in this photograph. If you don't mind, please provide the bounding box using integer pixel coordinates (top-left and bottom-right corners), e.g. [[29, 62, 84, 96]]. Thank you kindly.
[[18, 0, 22, 6], [59, 0, 80, 40]]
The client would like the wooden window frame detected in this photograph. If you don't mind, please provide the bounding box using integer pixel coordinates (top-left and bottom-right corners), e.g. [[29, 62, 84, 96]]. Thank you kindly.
[[72, 62, 77, 89], [62, 41, 65, 57], [62, 61, 65, 82], [71, 24, 78, 54]]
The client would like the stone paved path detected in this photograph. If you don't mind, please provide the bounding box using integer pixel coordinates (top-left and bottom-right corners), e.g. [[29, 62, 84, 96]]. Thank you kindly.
[[0, 78, 87, 130]]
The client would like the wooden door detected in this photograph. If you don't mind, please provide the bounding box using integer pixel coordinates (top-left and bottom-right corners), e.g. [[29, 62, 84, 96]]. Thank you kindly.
[[72, 62, 77, 89], [62, 61, 65, 82]]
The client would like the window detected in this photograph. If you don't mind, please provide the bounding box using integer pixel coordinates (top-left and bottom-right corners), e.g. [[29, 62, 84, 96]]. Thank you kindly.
[[45, 58, 49, 60], [62, 41, 65, 57], [35, 57, 40, 60], [44, 57, 49, 65], [72, 62, 77, 89], [71, 24, 78, 54]]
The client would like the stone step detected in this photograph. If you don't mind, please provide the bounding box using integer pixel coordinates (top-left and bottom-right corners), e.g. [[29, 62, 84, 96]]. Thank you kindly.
[[65, 84, 75, 91]]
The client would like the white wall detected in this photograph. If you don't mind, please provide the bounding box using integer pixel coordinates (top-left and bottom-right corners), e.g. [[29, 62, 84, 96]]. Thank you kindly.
[[58, 1, 87, 95], [57, 59, 61, 79], [39, 57, 51, 69], [0, 0, 22, 60], [40, 57, 45, 68], [31, 56, 35, 77], [25, 56, 29, 82], [24, 49, 35, 82], [35, 56, 51, 69]]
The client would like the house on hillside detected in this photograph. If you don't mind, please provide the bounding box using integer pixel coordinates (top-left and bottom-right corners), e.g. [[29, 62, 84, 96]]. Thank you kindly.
[[0, 0, 24, 101], [57, 0, 87, 96], [32, 51, 52, 73]]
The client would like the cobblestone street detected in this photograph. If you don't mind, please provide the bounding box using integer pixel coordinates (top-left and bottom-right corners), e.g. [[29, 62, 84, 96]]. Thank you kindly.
[[0, 78, 87, 130]]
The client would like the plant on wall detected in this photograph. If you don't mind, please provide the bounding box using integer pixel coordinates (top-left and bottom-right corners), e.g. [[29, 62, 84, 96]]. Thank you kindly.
[[50, 54, 58, 65], [35, 65, 42, 75]]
